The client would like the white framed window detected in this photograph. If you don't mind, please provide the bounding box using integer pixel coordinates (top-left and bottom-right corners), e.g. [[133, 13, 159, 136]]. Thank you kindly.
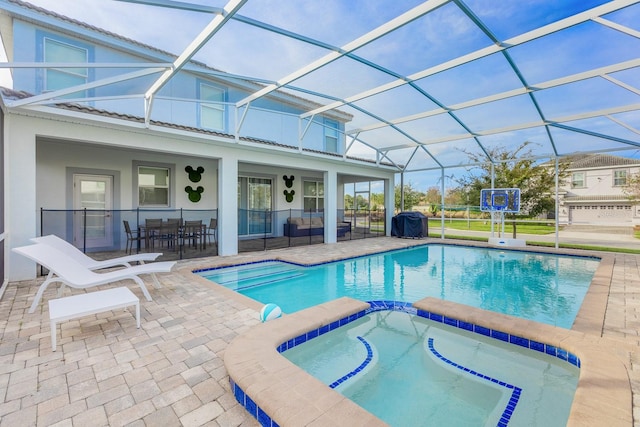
[[199, 82, 226, 131], [613, 170, 628, 186], [43, 37, 88, 97], [571, 172, 585, 188], [324, 119, 339, 153], [304, 180, 324, 212], [137, 166, 170, 207]]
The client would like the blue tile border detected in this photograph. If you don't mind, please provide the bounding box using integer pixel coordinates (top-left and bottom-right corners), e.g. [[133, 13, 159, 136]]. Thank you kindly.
[[231, 300, 581, 427], [415, 307, 581, 368], [428, 337, 521, 426], [328, 336, 374, 389]]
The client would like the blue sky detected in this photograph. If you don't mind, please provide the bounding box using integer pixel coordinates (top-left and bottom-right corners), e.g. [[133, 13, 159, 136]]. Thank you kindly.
[[17, 0, 640, 191]]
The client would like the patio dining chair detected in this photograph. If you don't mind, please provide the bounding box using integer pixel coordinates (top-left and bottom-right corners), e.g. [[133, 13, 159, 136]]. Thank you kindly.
[[156, 219, 180, 251], [144, 218, 163, 249], [123, 220, 145, 254], [206, 218, 217, 245], [182, 220, 204, 250]]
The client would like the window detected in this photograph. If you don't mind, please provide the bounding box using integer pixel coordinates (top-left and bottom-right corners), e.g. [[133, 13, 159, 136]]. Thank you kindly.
[[324, 119, 339, 153], [571, 172, 585, 188], [613, 170, 628, 186], [199, 82, 226, 131], [43, 37, 88, 97], [304, 181, 324, 212], [138, 166, 170, 207]]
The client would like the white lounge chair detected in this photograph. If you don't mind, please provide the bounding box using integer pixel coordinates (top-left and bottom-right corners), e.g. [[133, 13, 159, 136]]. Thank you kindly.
[[13, 243, 176, 313], [31, 234, 164, 288], [31, 234, 162, 269]]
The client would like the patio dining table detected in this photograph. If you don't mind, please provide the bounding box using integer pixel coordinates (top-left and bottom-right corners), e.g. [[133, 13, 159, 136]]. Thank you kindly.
[[137, 220, 206, 252]]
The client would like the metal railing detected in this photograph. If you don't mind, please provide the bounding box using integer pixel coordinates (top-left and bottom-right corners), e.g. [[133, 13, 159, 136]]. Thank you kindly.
[[39, 207, 388, 259], [40, 208, 219, 262], [236, 208, 386, 253]]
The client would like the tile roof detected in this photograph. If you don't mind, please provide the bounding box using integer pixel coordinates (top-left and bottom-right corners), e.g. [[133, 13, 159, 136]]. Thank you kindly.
[[562, 153, 640, 170], [564, 194, 630, 202]]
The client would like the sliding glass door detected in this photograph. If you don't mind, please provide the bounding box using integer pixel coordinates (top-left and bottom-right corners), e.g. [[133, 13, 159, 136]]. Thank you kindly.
[[238, 176, 272, 236]]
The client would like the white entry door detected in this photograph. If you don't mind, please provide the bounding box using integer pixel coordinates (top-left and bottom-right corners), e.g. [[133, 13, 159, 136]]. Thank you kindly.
[[73, 174, 113, 249]]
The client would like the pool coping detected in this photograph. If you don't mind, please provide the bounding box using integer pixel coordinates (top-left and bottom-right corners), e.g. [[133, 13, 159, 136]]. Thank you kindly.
[[224, 296, 632, 427]]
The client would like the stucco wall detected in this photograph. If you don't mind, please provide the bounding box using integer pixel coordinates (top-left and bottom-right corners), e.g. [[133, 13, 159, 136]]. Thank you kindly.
[[5, 110, 395, 280]]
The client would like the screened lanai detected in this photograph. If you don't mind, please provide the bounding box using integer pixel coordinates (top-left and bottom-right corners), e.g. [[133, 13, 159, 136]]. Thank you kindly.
[[1, 0, 640, 273], [4, 0, 640, 177]]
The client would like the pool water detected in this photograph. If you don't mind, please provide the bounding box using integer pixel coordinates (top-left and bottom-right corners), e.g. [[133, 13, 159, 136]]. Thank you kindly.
[[197, 244, 600, 328], [283, 310, 579, 427]]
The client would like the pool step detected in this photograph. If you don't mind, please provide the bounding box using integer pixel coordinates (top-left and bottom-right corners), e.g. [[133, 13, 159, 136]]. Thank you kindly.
[[234, 271, 306, 290], [203, 262, 304, 290]]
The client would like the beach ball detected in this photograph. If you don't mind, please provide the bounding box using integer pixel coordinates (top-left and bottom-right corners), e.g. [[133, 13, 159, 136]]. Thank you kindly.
[[260, 303, 282, 322]]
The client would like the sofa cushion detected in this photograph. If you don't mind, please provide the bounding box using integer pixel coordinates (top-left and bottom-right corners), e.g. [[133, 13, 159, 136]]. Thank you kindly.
[[289, 217, 305, 226], [310, 217, 323, 226]]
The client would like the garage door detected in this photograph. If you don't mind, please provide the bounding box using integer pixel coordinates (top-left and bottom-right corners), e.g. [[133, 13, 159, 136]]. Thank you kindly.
[[570, 205, 632, 224]]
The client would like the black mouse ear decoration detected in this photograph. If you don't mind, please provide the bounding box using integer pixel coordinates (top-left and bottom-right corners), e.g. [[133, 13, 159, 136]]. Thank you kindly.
[[283, 189, 295, 203], [283, 175, 295, 188], [185, 185, 204, 202], [186, 165, 204, 182]]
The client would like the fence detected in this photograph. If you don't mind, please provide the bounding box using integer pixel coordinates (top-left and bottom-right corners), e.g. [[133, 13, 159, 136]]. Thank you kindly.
[[39, 207, 387, 260], [236, 208, 386, 253]]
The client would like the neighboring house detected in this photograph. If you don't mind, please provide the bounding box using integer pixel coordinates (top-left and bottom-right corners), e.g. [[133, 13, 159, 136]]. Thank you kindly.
[[0, 0, 397, 281], [556, 154, 640, 225]]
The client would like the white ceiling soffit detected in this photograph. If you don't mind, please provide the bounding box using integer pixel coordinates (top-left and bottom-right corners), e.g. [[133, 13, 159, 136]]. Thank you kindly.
[[8, 0, 640, 172]]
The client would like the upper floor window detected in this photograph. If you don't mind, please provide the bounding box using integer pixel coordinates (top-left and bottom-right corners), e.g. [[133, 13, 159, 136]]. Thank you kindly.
[[304, 180, 324, 212], [571, 172, 585, 188], [199, 82, 226, 131], [324, 119, 339, 153], [138, 166, 170, 207], [43, 37, 88, 98], [613, 170, 628, 186]]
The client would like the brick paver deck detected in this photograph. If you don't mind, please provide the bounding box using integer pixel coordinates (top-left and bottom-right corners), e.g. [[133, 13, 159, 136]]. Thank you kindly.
[[1, 237, 639, 426]]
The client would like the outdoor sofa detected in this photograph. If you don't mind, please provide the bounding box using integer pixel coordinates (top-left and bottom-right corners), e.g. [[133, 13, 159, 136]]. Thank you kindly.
[[283, 217, 352, 237]]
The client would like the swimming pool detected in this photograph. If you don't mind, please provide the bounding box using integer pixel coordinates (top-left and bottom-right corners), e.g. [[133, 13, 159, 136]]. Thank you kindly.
[[282, 309, 579, 426], [197, 244, 600, 328]]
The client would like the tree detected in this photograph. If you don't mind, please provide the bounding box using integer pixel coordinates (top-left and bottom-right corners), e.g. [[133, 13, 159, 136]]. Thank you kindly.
[[424, 186, 441, 204], [623, 172, 640, 204], [370, 192, 385, 211], [395, 184, 422, 212], [458, 141, 568, 237], [344, 194, 354, 210]]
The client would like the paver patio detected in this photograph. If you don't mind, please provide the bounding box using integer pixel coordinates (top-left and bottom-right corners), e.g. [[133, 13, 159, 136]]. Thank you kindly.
[[1, 238, 639, 426]]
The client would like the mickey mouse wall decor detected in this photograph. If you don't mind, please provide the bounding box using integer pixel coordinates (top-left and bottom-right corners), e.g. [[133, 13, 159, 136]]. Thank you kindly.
[[283, 175, 295, 202], [186, 166, 204, 182], [283, 189, 295, 203], [283, 175, 294, 188], [185, 185, 204, 203], [185, 166, 204, 202]]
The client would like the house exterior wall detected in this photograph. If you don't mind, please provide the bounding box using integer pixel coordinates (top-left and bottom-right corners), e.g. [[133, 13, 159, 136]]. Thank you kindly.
[[557, 164, 640, 225], [35, 139, 219, 211], [5, 109, 395, 280], [10, 18, 347, 154]]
